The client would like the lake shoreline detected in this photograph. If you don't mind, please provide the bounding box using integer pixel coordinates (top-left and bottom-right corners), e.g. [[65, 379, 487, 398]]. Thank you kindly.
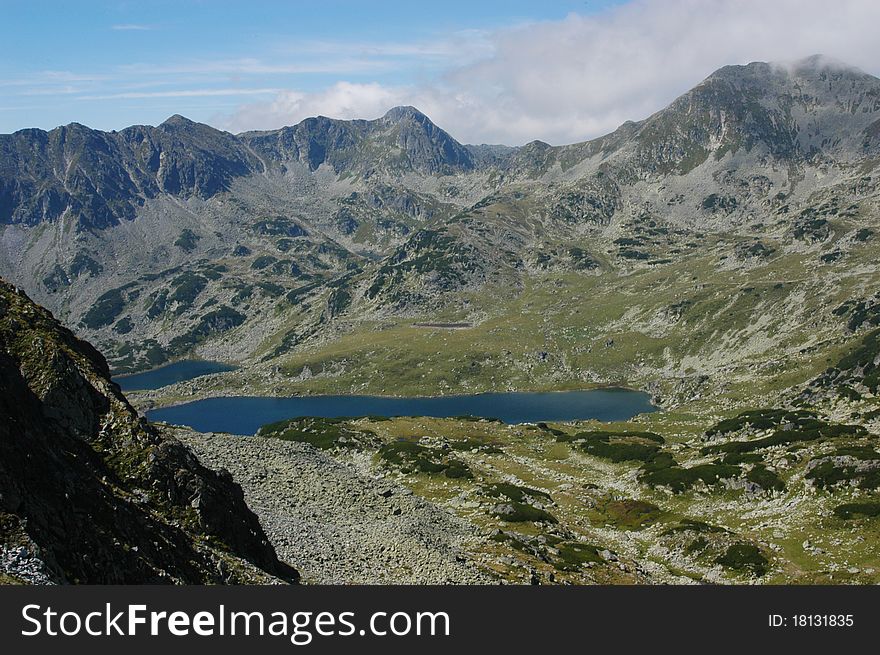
[[114, 359, 239, 392], [145, 388, 658, 434], [136, 381, 655, 412], [112, 357, 237, 378]]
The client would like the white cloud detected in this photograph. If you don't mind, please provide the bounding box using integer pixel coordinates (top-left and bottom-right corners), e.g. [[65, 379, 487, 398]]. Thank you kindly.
[[216, 0, 880, 145], [77, 88, 281, 101], [111, 24, 153, 31], [117, 57, 394, 77], [272, 32, 495, 66], [225, 82, 412, 132]]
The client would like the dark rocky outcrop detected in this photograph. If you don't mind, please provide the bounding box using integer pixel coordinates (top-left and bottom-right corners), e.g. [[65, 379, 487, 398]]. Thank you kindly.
[[0, 278, 298, 584]]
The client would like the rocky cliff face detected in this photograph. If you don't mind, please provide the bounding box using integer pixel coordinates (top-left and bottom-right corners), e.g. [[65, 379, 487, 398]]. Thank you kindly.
[[0, 278, 298, 584]]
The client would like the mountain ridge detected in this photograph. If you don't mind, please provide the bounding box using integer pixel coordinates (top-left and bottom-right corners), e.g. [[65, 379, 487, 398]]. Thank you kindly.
[[3, 54, 877, 233], [1, 53, 879, 394]]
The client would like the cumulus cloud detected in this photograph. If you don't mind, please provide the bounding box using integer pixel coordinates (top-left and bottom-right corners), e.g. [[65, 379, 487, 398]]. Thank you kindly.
[[226, 83, 412, 132], [217, 0, 880, 145]]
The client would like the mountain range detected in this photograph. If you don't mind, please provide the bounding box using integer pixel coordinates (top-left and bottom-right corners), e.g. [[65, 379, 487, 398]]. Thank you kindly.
[[1, 55, 878, 411]]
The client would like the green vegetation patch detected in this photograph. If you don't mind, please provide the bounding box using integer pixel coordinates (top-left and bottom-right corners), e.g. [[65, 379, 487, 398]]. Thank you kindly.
[[82, 288, 126, 328], [254, 217, 307, 237], [257, 417, 376, 450], [833, 297, 880, 333], [70, 252, 103, 277], [553, 541, 604, 570], [490, 531, 607, 571], [490, 501, 557, 524], [112, 317, 133, 335], [701, 194, 737, 213], [42, 265, 70, 292], [168, 305, 245, 353], [326, 287, 352, 318], [251, 255, 278, 270], [567, 247, 600, 270], [661, 519, 728, 536], [703, 411, 866, 456], [836, 385, 862, 401], [111, 339, 168, 373], [378, 440, 472, 478], [714, 543, 768, 576], [256, 281, 285, 297], [558, 430, 665, 463], [365, 229, 478, 301], [174, 229, 200, 252], [598, 499, 662, 529], [169, 272, 208, 311], [706, 408, 817, 437], [736, 241, 774, 259], [854, 228, 873, 242], [805, 448, 880, 490], [659, 520, 744, 568], [146, 289, 168, 319], [640, 463, 741, 493], [745, 464, 785, 492], [833, 502, 880, 519], [720, 452, 764, 465], [792, 216, 830, 242], [483, 482, 552, 505], [837, 329, 880, 391]]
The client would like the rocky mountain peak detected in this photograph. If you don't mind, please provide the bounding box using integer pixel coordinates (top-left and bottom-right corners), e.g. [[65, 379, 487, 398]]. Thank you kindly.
[[627, 54, 880, 172], [161, 113, 194, 125], [158, 113, 202, 131], [381, 105, 430, 124]]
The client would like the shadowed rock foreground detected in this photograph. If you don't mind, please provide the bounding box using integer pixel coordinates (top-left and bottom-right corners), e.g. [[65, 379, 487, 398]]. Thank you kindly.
[[0, 279, 298, 584]]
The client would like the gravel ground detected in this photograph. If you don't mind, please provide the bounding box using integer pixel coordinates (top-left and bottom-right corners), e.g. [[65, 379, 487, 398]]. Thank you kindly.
[[176, 429, 496, 584]]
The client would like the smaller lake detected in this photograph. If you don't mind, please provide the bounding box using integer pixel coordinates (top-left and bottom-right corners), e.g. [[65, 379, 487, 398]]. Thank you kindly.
[[114, 360, 237, 391], [146, 389, 656, 434]]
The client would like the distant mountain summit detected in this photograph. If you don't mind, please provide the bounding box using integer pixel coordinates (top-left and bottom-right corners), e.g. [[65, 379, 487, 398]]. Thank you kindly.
[[241, 105, 474, 175], [632, 55, 880, 170]]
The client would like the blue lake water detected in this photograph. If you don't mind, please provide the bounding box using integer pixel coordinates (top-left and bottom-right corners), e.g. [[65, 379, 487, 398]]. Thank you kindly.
[[145, 389, 656, 434], [114, 360, 237, 391]]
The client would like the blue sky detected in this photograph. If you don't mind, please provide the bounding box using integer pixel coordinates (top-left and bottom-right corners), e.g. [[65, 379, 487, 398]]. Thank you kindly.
[[0, 0, 622, 134], [2, 1, 879, 144]]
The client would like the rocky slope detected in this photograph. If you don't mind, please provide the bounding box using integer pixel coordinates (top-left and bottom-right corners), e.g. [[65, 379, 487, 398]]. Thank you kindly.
[[177, 429, 493, 584], [0, 278, 298, 584]]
